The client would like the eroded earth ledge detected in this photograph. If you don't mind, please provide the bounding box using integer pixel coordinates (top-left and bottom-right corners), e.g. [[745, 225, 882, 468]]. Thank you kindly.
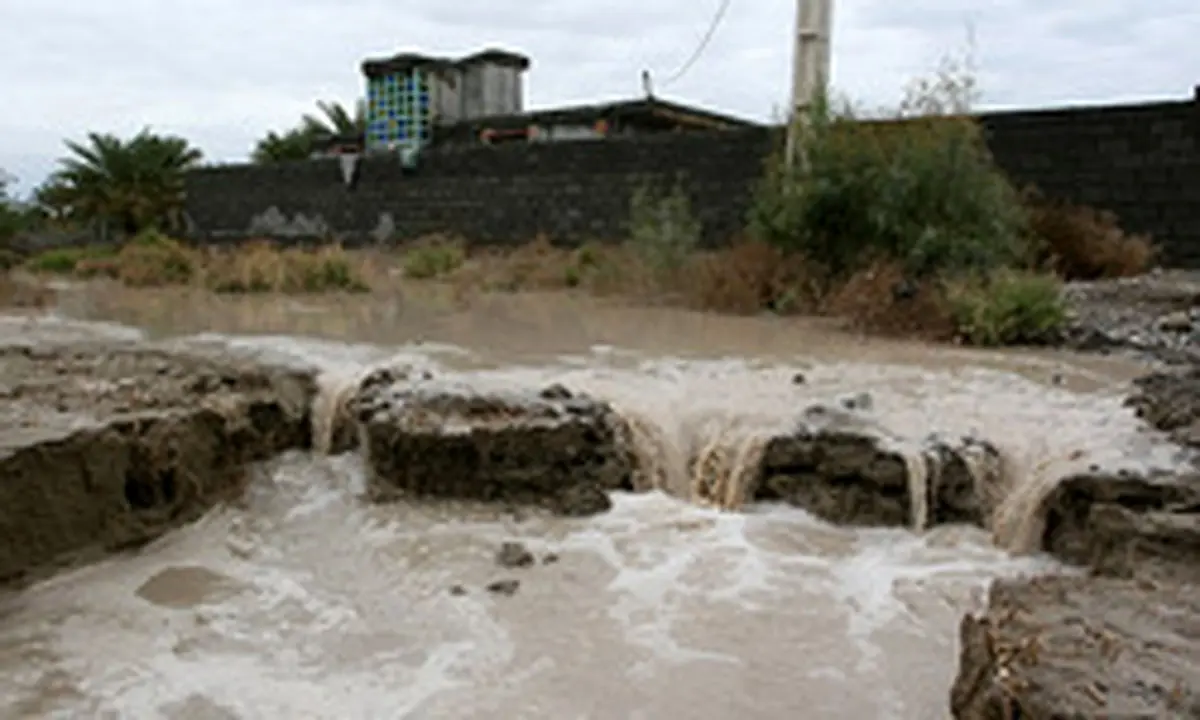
[[3, 334, 1199, 716], [950, 370, 1200, 718], [0, 337, 316, 585]]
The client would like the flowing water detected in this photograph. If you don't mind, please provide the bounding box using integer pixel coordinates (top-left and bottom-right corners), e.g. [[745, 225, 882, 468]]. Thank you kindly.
[[0, 285, 1189, 719]]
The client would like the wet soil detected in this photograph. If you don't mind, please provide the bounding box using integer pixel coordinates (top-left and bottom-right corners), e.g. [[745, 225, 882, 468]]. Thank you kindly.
[[2, 278, 1198, 717], [951, 366, 1200, 718], [0, 335, 316, 585]]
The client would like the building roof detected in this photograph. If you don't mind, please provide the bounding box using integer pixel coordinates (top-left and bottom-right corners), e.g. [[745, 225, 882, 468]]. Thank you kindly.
[[362, 47, 531, 78], [445, 96, 762, 133]]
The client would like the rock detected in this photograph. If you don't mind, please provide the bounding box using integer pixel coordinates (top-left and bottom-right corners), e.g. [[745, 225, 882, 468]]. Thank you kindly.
[[495, 541, 534, 569], [1038, 469, 1200, 575], [0, 339, 316, 586], [1157, 310, 1193, 333], [486, 579, 520, 596], [950, 574, 1200, 718], [448, 584, 467, 596], [838, 391, 873, 412], [1060, 272, 1200, 364], [756, 404, 1004, 528], [1125, 366, 1200, 447], [542, 553, 559, 565], [350, 380, 634, 514]]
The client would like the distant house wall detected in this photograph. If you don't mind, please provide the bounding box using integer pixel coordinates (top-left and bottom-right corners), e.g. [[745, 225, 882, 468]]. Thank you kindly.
[[185, 91, 1200, 267]]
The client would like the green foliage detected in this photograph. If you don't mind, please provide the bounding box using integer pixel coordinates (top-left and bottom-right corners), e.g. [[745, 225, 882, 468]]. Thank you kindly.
[[946, 270, 1067, 346], [403, 242, 465, 279], [628, 178, 701, 278], [0, 171, 23, 247], [25, 245, 115, 274], [49, 129, 202, 238], [251, 127, 318, 163], [253, 100, 366, 163], [748, 51, 1027, 280]]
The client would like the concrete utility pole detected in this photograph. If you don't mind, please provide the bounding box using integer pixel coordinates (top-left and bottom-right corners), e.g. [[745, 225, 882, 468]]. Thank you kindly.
[[785, 0, 833, 167]]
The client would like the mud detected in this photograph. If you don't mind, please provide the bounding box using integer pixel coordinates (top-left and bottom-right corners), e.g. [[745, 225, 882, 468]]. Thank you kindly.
[[348, 376, 636, 515], [0, 336, 316, 585], [2, 301, 1199, 716], [952, 420, 1200, 716], [1063, 270, 1200, 364]]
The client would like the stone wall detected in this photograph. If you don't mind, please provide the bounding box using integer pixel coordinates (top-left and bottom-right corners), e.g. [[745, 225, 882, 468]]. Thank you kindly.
[[184, 90, 1200, 265]]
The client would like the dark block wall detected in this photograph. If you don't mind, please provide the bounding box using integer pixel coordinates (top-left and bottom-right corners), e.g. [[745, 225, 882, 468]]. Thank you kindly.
[[184, 92, 1200, 266]]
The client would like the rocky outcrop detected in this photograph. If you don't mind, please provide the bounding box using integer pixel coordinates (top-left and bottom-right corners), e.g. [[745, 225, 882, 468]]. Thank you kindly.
[[0, 338, 316, 586], [349, 379, 635, 516], [758, 404, 1005, 528]]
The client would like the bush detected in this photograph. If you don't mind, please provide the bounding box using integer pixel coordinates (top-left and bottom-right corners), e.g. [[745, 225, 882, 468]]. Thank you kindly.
[[115, 229, 196, 286], [1025, 195, 1155, 279], [403, 236, 465, 279], [25, 245, 113, 274], [824, 258, 956, 340], [685, 237, 819, 314], [749, 54, 1027, 280], [945, 270, 1066, 346], [629, 178, 701, 283]]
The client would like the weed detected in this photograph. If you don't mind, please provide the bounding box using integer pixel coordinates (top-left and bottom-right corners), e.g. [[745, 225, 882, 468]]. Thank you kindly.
[[945, 270, 1066, 346], [115, 230, 196, 286], [403, 237, 466, 279], [25, 245, 113, 274], [629, 179, 701, 283], [1025, 195, 1155, 279]]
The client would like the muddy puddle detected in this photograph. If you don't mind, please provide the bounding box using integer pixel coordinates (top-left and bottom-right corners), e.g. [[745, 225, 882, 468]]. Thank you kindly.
[[0, 284, 1183, 718]]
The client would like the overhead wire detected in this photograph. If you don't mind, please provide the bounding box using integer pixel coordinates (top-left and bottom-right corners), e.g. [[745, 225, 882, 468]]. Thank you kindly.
[[656, 0, 733, 88]]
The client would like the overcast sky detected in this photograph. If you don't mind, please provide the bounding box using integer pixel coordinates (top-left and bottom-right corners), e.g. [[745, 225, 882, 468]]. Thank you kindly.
[[1, 0, 1196, 194]]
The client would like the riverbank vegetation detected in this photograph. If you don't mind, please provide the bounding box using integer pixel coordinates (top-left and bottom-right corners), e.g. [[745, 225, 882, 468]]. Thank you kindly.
[[4, 52, 1156, 346]]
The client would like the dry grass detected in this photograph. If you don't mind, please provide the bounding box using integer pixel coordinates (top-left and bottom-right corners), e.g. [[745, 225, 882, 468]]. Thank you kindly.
[[683, 238, 823, 314], [824, 259, 957, 340], [203, 240, 370, 293], [1026, 196, 1156, 280], [21, 234, 370, 294]]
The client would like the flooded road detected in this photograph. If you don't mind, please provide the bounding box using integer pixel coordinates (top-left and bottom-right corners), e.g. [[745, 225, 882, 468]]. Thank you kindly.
[[0, 285, 1183, 718]]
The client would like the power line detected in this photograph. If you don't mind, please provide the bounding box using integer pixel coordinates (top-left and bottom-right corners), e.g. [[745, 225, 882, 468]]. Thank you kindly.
[[657, 0, 733, 88]]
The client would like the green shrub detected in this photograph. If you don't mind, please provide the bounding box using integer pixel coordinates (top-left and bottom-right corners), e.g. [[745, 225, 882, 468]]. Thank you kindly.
[[25, 245, 114, 274], [628, 178, 701, 279], [946, 270, 1066, 346], [749, 52, 1028, 280], [403, 241, 464, 279]]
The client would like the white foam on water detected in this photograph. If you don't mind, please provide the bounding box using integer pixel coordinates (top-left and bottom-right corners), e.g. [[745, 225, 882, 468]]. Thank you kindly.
[[0, 328, 1187, 718]]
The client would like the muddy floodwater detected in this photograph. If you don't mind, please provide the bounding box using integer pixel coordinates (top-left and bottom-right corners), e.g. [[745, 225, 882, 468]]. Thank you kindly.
[[0, 284, 1183, 719]]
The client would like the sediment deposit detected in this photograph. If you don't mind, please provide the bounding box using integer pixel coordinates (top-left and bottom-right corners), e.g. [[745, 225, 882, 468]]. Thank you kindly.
[[0, 336, 316, 585]]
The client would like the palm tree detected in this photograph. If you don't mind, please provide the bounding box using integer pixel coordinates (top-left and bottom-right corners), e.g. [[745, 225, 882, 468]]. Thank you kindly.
[[51, 129, 203, 238], [251, 126, 318, 164], [301, 99, 366, 138], [252, 99, 367, 163]]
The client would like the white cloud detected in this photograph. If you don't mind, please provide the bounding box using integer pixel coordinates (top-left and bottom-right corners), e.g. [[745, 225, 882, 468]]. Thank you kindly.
[[1, 0, 1196, 193]]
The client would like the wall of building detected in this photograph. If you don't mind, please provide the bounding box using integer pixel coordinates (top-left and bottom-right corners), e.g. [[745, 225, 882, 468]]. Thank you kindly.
[[185, 92, 1200, 266]]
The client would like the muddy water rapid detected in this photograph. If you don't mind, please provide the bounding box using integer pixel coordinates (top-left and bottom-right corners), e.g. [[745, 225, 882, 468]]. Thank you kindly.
[[0, 285, 1188, 718]]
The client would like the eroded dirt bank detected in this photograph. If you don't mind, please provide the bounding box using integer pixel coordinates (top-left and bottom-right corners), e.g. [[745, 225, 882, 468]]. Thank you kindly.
[[951, 368, 1200, 718], [0, 335, 316, 585], [1, 311, 1197, 716]]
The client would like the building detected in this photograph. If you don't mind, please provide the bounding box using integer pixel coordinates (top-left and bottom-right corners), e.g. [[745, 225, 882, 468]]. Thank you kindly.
[[360, 48, 531, 155], [352, 47, 759, 158], [434, 97, 759, 147]]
